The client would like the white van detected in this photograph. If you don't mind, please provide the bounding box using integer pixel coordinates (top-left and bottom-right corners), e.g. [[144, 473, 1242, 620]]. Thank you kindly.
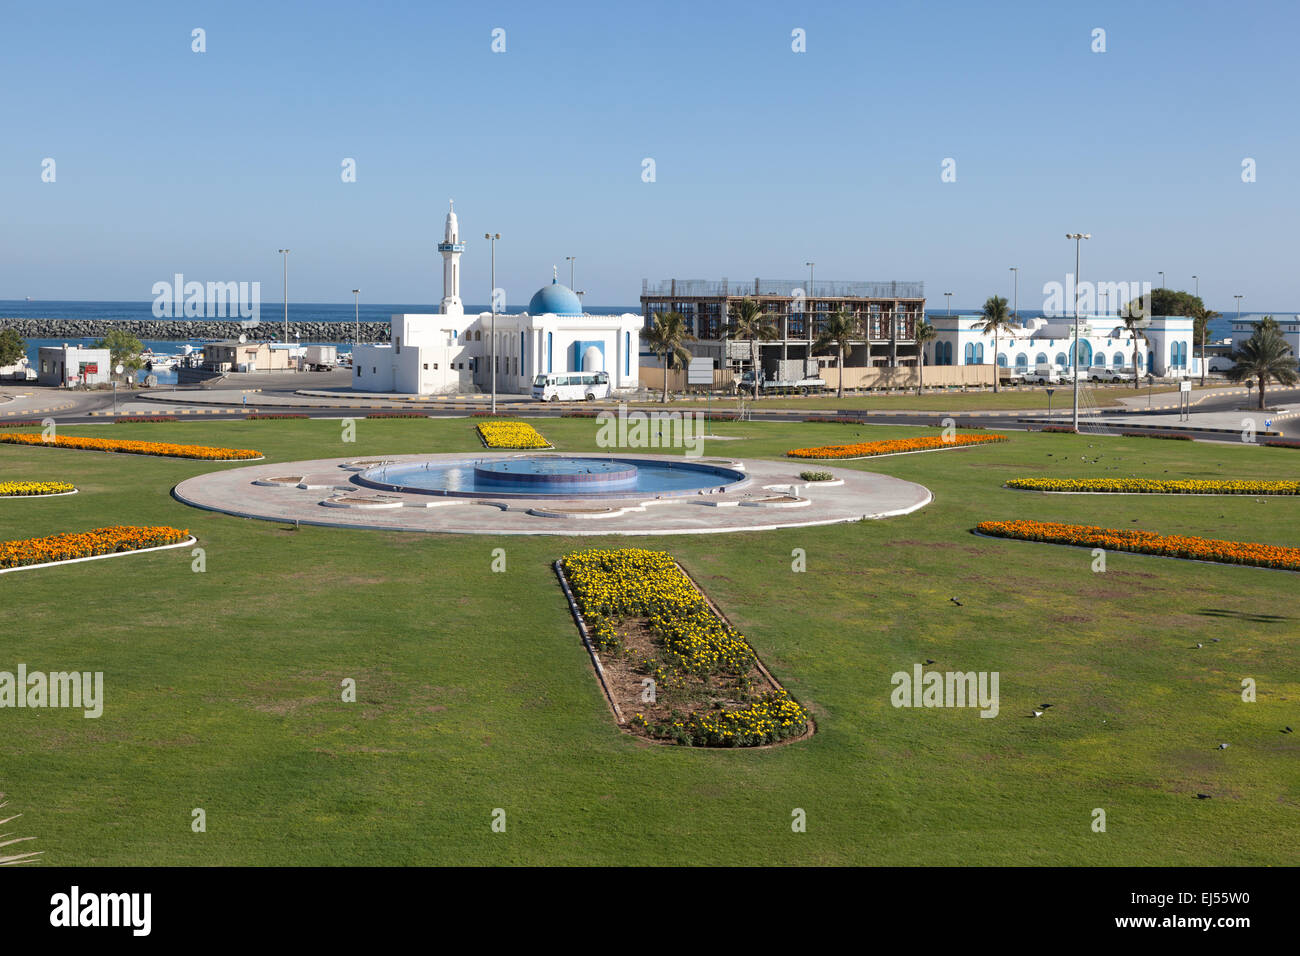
[[531, 371, 611, 402], [1024, 364, 1069, 384]]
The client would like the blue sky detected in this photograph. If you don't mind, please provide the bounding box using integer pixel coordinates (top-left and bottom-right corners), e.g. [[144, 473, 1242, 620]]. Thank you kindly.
[[2, 0, 1296, 312]]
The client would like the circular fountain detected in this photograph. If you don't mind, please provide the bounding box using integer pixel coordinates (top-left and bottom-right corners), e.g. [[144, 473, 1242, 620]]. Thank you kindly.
[[355, 455, 748, 499]]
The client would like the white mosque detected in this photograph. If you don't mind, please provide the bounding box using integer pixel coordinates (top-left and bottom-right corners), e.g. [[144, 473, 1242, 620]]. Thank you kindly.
[[353, 202, 643, 396]]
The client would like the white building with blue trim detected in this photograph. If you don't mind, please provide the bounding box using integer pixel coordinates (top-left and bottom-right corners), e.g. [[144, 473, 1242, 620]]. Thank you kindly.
[[926, 314, 1200, 378], [353, 203, 642, 396]]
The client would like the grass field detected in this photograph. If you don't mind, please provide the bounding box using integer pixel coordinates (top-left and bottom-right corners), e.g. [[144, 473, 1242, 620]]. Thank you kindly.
[[2, 417, 1297, 865]]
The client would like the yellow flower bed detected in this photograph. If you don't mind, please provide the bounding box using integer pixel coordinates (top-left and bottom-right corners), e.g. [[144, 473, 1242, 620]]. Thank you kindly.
[[0, 526, 190, 570], [787, 433, 1007, 460], [0, 433, 261, 460], [475, 421, 551, 449], [1006, 477, 1300, 495], [0, 481, 76, 497], [562, 547, 809, 747]]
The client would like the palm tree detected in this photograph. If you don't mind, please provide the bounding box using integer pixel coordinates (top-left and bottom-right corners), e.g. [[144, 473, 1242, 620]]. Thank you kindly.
[[1225, 319, 1299, 410], [640, 311, 695, 404], [729, 298, 778, 400], [913, 319, 937, 396], [0, 792, 40, 865], [976, 295, 1014, 392], [1193, 305, 1220, 386], [1121, 313, 1148, 389], [812, 308, 862, 399]]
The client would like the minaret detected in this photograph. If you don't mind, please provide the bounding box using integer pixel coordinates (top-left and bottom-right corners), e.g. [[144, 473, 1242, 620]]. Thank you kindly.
[[437, 199, 465, 315]]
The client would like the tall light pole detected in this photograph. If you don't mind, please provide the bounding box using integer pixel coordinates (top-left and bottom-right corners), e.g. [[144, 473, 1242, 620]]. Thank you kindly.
[[485, 233, 500, 413], [1158, 271, 1165, 292], [1009, 267, 1018, 322], [565, 256, 576, 289], [1193, 275, 1199, 300], [278, 249, 290, 350], [1234, 294, 1243, 326], [352, 289, 360, 348], [1067, 233, 1091, 431], [944, 292, 953, 315], [805, 261, 815, 349]]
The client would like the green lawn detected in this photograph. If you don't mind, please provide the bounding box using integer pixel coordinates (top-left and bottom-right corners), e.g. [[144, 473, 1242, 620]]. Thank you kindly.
[[2, 417, 1297, 865]]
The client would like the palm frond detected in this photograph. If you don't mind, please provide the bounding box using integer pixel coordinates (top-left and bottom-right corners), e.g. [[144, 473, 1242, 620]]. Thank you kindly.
[[0, 795, 41, 865]]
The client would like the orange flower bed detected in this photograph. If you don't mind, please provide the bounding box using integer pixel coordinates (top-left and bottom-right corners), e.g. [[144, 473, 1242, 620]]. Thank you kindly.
[[787, 433, 1007, 460], [976, 519, 1300, 572], [0, 433, 261, 461], [0, 526, 190, 570]]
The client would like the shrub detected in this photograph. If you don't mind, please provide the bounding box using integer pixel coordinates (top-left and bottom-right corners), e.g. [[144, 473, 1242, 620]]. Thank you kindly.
[[799, 471, 834, 481]]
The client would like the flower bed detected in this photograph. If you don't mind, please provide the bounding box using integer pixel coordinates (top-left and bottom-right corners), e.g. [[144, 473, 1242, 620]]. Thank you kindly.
[[114, 416, 176, 423], [975, 519, 1300, 572], [0, 526, 190, 571], [0, 481, 76, 497], [561, 411, 599, 418], [0, 433, 261, 460], [560, 548, 810, 747], [1264, 439, 1300, 449], [0, 420, 43, 429], [247, 413, 308, 420], [1005, 478, 1300, 495], [1040, 425, 1077, 434], [787, 432, 1007, 460], [364, 412, 428, 419], [1120, 431, 1192, 440], [476, 421, 551, 449]]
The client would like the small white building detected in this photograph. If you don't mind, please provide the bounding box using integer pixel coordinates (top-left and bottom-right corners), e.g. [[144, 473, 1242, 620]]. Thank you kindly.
[[354, 203, 642, 396], [38, 345, 111, 387], [926, 315, 1199, 377]]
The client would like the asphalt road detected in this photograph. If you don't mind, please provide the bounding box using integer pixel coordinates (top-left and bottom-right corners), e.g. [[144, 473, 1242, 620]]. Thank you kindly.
[[31, 382, 1300, 442]]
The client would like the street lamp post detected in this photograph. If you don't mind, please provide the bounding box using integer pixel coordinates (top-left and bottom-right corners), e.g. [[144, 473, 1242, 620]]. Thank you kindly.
[[804, 262, 815, 350], [944, 292, 953, 315], [1066, 233, 1092, 431], [486, 233, 501, 413], [1009, 267, 1018, 322], [1158, 271, 1165, 292], [352, 289, 360, 348], [565, 256, 576, 289], [278, 249, 290, 349]]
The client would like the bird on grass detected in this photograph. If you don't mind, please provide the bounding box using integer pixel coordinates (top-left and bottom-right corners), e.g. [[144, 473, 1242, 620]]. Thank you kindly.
[[1040, 703, 1053, 709], [1195, 642, 1203, 649], [924, 658, 935, 665], [1218, 743, 1229, 750], [1284, 727, 1294, 734], [1196, 793, 1213, 800], [949, 597, 963, 607], [1031, 710, 1044, 718]]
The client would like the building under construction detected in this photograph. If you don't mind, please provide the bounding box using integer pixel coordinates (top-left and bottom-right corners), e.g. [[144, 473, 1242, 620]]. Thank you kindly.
[[640, 278, 926, 377]]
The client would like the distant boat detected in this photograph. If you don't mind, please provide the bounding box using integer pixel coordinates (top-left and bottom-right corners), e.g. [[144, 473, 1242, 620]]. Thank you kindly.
[[25, 296, 32, 302]]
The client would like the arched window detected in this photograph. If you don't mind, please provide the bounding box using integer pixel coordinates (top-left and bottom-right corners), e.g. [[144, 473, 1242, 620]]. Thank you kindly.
[[1015, 352, 1028, 370], [1074, 339, 1092, 367], [964, 343, 975, 365], [1113, 352, 1124, 367], [1035, 352, 1048, 366], [1093, 350, 1104, 366], [1146, 350, 1154, 372], [975, 343, 985, 363], [944, 342, 954, 365], [997, 353, 1008, 368], [1055, 352, 1067, 367]]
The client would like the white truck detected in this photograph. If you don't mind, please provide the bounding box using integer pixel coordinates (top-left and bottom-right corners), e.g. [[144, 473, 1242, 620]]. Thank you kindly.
[[740, 358, 826, 395], [302, 345, 338, 371], [1023, 364, 1073, 385]]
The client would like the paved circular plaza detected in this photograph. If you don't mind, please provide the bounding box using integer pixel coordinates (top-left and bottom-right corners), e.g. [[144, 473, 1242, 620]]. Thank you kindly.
[[173, 453, 932, 536]]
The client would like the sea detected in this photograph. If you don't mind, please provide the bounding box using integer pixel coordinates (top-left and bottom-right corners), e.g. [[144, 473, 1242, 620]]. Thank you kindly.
[[0, 299, 1271, 385]]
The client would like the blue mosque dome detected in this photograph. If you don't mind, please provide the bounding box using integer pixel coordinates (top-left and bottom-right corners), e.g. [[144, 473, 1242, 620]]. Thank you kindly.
[[528, 278, 583, 316]]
